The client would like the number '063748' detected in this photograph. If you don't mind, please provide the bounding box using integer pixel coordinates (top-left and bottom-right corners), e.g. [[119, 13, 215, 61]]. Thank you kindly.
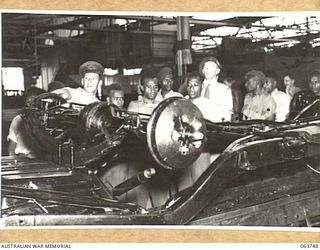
[[300, 244, 319, 249]]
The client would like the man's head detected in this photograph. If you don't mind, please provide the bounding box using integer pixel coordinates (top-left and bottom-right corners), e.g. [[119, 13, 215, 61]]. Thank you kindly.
[[199, 57, 221, 80], [283, 73, 295, 87], [309, 71, 320, 95], [264, 71, 278, 93], [142, 76, 159, 101], [140, 69, 159, 101], [24, 87, 46, 107], [79, 61, 104, 95], [157, 67, 174, 92], [244, 70, 266, 93], [106, 83, 125, 108], [186, 73, 203, 100]]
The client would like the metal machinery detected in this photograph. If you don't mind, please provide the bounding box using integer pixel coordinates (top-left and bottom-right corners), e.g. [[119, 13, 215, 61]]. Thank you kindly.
[[1, 93, 320, 226]]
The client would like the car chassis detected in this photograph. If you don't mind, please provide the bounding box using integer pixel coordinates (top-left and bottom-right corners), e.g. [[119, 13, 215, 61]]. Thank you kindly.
[[1, 94, 320, 226]]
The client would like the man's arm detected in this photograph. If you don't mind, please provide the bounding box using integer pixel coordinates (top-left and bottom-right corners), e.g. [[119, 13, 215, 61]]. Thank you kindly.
[[51, 87, 72, 100], [7, 139, 17, 156], [7, 115, 20, 155]]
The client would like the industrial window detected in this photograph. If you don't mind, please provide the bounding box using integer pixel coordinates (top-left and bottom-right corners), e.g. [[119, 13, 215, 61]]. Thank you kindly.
[[104, 68, 119, 76], [1, 67, 24, 96], [123, 68, 142, 76]]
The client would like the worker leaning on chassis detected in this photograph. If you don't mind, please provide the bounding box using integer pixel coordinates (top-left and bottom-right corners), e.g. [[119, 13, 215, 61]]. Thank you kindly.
[[52, 61, 104, 105]]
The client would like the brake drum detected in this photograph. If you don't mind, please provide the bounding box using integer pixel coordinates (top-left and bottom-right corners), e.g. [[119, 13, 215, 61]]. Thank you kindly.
[[147, 97, 207, 170]]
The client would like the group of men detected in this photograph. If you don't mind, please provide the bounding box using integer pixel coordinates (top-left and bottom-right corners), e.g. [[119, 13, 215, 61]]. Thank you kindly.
[[128, 58, 319, 124], [6, 58, 320, 208], [8, 58, 320, 157], [106, 57, 318, 125]]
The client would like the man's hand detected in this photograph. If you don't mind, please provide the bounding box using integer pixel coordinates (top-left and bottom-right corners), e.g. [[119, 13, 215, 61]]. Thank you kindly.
[[51, 88, 72, 101]]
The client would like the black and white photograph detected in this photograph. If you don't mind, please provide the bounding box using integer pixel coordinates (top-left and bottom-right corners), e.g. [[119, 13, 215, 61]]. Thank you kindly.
[[1, 11, 320, 227]]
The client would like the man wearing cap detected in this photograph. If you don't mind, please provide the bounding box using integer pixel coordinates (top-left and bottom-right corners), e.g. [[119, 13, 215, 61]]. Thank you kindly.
[[264, 71, 291, 122], [199, 57, 233, 122], [52, 61, 104, 105], [242, 70, 276, 121], [155, 66, 182, 102]]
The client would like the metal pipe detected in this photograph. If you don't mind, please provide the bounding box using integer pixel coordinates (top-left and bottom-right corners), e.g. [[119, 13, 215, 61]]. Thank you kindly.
[[176, 16, 183, 77], [70, 141, 75, 167], [112, 168, 156, 197], [58, 143, 62, 165], [2, 58, 34, 62], [4, 22, 176, 36]]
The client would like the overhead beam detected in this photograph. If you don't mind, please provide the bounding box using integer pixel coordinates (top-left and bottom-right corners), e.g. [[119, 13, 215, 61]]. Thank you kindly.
[[35, 16, 105, 35], [5, 15, 320, 35], [190, 18, 320, 33], [3, 58, 35, 62], [104, 15, 176, 24], [3, 26, 176, 41]]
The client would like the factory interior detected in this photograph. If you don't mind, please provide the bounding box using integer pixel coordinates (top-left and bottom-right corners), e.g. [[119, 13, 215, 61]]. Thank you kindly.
[[1, 12, 320, 226]]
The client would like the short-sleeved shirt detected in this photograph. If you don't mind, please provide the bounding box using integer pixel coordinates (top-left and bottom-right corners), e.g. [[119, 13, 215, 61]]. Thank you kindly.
[[7, 114, 40, 155], [155, 90, 183, 102], [242, 92, 276, 121], [53, 87, 100, 105], [201, 79, 233, 122], [127, 97, 160, 117]]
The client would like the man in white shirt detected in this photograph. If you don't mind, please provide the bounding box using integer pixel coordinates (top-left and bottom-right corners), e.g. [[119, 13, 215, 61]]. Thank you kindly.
[[265, 71, 291, 122], [155, 66, 182, 102], [53, 61, 104, 106], [198, 56, 233, 122]]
